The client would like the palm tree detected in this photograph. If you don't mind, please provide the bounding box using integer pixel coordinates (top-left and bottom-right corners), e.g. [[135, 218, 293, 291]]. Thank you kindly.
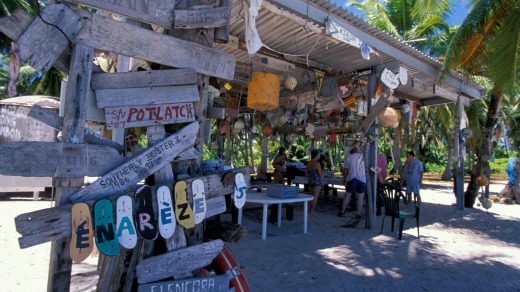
[[442, 0, 520, 207]]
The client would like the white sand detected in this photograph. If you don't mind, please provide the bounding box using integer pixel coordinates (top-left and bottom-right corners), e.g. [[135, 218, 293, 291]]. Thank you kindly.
[[1, 180, 519, 291]]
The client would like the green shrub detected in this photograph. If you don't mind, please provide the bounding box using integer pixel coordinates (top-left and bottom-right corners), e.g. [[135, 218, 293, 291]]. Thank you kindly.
[[489, 157, 509, 174]]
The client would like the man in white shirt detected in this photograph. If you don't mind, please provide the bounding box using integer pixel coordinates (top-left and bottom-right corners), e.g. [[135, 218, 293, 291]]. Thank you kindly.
[[338, 146, 366, 218]]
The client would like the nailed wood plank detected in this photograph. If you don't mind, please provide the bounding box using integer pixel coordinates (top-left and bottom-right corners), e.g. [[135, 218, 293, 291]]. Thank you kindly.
[[64, 0, 175, 28], [0, 142, 124, 177], [70, 122, 199, 203], [104, 102, 196, 129], [137, 275, 228, 292], [95, 85, 200, 108], [90, 69, 197, 90], [135, 240, 224, 284], [205, 196, 227, 219], [71, 8, 235, 79], [84, 128, 125, 153], [16, 4, 82, 72], [214, 0, 233, 43], [173, 6, 230, 29], [206, 107, 226, 119]]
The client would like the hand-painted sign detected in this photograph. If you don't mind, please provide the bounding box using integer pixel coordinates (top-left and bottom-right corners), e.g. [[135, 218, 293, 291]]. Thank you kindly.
[[326, 18, 362, 48], [134, 185, 159, 241], [137, 275, 228, 292], [70, 122, 199, 203], [94, 199, 120, 256], [381, 68, 400, 89], [191, 179, 207, 224], [135, 240, 224, 284], [70, 203, 93, 263], [233, 173, 247, 209], [157, 185, 176, 239], [174, 181, 195, 229], [116, 195, 137, 249], [105, 102, 195, 129]]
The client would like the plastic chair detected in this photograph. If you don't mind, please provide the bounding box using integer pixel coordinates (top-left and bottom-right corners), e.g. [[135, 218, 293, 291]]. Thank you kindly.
[[378, 183, 420, 240]]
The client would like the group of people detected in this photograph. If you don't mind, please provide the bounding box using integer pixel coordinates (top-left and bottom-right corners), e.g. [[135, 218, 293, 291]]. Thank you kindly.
[[272, 145, 424, 217]]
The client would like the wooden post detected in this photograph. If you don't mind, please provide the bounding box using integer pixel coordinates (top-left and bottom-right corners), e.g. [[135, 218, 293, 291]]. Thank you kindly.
[[47, 44, 93, 291]]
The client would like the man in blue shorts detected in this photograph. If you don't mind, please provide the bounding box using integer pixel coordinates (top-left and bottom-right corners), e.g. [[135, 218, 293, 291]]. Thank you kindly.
[[338, 146, 366, 219]]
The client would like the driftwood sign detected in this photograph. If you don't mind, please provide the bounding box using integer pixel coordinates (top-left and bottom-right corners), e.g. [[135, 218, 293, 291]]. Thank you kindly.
[[0, 141, 125, 177], [70, 122, 199, 203], [135, 240, 224, 283], [15, 162, 238, 250], [137, 275, 228, 292], [95, 85, 199, 108], [90, 69, 197, 90], [104, 102, 196, 129], [173, 6, 231, 29]]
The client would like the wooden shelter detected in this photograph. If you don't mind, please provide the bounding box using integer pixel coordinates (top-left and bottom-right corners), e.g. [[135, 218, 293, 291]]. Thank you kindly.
[[0, 0, 484, 291]]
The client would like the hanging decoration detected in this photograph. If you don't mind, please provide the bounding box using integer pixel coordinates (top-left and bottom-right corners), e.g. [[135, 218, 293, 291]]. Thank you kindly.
[[261, 124, 274, 137], [234, 120, 245, 130], [247, 72, 280, 111], [378, 107, 399, 127], [283, 75, 297, 90]]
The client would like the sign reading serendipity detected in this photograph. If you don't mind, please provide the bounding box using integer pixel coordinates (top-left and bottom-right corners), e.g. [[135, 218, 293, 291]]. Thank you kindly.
[[70, 122, 199, 203], [326, 18, 362, 48], [105, 102, 195, 129]]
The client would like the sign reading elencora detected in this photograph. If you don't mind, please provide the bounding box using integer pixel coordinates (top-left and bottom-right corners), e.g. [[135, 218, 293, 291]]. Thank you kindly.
[[105, 102, 195, 129]]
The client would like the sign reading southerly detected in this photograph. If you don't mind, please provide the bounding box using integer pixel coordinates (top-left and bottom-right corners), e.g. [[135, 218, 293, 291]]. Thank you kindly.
[[70, 122, 199, 203], [105, 102, 195, 129]]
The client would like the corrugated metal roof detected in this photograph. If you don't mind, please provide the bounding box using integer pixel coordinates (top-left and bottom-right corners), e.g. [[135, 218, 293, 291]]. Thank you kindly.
[[217, 0, 484, 106]]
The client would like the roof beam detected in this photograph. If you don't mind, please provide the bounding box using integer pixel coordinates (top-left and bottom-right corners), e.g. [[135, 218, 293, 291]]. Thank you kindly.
[[266, 0, 483, 99]]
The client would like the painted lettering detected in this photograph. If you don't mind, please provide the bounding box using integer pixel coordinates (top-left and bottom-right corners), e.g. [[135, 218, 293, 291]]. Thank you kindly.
[[117, 216, 136, 237], [138, 213, 154, 231], [96, 222, 116, 243], [178, 203, 191, 221], [160, 202, 173, 224], [194, 198, 204, 214], [76, 220, 90, 248]]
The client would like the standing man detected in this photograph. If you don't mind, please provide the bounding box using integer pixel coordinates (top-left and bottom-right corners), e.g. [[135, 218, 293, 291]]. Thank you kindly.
[[401, 151, 424, 205], [338, 146, 366, 219]]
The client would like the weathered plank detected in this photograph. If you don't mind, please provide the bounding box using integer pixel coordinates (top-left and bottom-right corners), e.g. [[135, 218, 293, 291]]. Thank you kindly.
[[71, 7, 235, 79], [70, 122, 199, 203], [0, 142, 124, 177], [64, 0, 176, 28], [173, 6, 230, 29], [186, 167, 251, 200], [207, 107, 226, 119], [205, 196, 227, 219], [16, 4, 82, 72], [104, 103, 196, 129], [135, 240, 224, 284], [95, 85, 200, 108], [138, 275, 228, 292], [90, 69, 197, 90], [358, 97, 390, 134], [84, 128, 125, 153], [214, 0, 233, 43]]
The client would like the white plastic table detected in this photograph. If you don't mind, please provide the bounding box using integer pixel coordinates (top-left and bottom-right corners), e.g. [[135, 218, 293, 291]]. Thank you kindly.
[[238, 191, 313, 240]]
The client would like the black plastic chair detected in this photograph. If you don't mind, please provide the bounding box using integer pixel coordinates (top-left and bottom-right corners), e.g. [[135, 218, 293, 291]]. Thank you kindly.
[[378, 183, 420, 240]]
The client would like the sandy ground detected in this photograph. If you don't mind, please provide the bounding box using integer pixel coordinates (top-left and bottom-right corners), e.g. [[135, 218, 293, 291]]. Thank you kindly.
[[1, 180, 519, 291]]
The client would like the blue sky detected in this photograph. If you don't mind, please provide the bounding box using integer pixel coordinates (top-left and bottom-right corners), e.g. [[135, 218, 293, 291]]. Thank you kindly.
[[331, 0, 469, 26]]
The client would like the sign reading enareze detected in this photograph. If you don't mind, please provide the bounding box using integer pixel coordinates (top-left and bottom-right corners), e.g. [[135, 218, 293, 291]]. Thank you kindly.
[[105, 102, 195, 129]]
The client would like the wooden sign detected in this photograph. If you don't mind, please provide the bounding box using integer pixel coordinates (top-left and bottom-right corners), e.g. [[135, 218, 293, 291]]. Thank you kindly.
[[174, 181, 195, 229], [16, 4, 82, 72], [90, 69, 197, 90], [116, 195, 138, 249], [71, 7, 235, 79], [156, 186, 176, 239], [191, 179, 207, 224], [0, 142, 125, 177], [135, 240, 224, 284], [70, 203, 93, 263], [134, 185, 159, 241], [70, 122, 199, 203], [137, 275, 228, 292], [104, 102, 196, 129], [95, 85, 199, 108], [15, 168, 246, 248]]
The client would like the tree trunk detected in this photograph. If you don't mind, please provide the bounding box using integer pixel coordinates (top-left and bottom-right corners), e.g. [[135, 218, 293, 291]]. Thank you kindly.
[[442, 131, 454, 180], [465, 89, 503, 207]]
